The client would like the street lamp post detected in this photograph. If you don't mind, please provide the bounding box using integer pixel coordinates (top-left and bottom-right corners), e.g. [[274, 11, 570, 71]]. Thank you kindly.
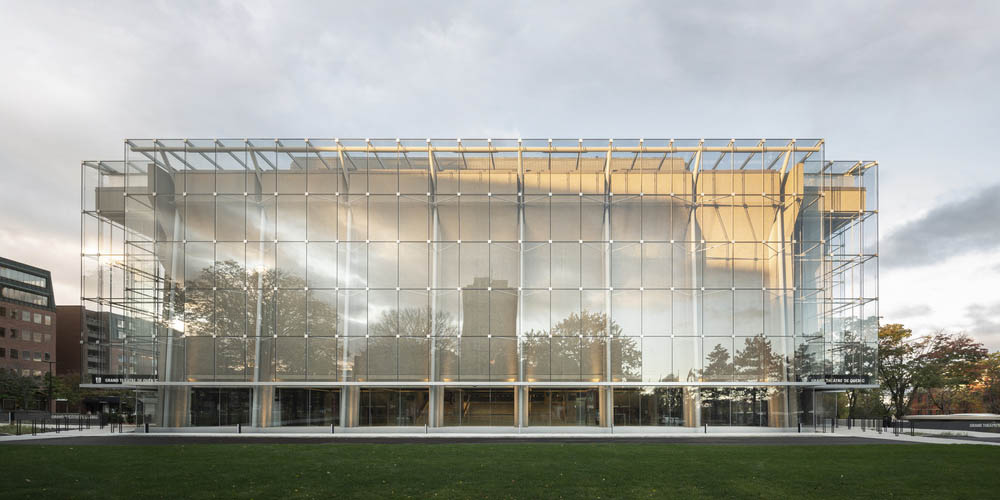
[[47, 360, 55, 415]]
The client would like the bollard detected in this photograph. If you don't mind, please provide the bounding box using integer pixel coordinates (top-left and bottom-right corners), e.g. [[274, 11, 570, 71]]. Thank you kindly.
[[703, 424, 707, 434], [331, 423, 335, 434], [910, 422, 914, 436], [145, 422, 150, 433], [798, 422, 801, 433], [830, 418, 834, 434]]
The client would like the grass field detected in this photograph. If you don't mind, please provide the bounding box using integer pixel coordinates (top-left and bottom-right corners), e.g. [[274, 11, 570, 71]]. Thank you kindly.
[[0, 443, 997, 499]]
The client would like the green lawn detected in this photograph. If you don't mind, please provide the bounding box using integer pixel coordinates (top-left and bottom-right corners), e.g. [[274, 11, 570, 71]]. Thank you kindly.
[[0, 443, 997, 499]]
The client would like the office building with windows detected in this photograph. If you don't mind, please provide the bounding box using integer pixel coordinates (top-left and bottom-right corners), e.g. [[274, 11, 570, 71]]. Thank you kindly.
[[80, 138, 877, 430], [0, 257, 57, 381]]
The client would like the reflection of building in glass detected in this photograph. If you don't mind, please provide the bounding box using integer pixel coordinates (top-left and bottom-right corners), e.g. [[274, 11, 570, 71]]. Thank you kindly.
[[462, 278, 516, 337], [80, 138, 877, 430]]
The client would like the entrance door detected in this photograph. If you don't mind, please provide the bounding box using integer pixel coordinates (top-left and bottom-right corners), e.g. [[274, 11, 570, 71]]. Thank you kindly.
[[527, 388, 599, 426]]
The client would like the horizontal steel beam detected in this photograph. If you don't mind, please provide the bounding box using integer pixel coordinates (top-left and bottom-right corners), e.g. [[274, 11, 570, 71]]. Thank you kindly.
[[128, 145, 822, 154]]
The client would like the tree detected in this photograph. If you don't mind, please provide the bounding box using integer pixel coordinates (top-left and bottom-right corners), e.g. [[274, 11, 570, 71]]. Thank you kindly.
[[978, 353, 1000, 414], [878, 323, 920, 420], [0, 371, 40, 410], [915, 331, 987, 414]]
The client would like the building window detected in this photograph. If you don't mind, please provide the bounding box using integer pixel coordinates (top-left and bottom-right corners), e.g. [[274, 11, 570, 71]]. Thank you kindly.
[[43, 334, 51, 343], [21, 310, 30, 321], [33, 352, 42, 362], [32, 370, 41, 377], [9, 349, 17, 359], [0, 327, 5, 338], [33, 313, 42, 324], [22, 369, 30, 377], [0, 266, 47, 288], [43, 352, 50, 361], [0, 306, 5, 316], [33, 332, 42, 343], [44, 315, 51, 326], [2, 288, 48, 308], [22, 350, 29, 360], [9, 329, 15, 339], [0, 348, 5, 358]]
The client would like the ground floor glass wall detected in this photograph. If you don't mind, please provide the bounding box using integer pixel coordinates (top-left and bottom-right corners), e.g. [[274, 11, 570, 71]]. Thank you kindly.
[[612, 388, 684, 426], [189, 388, 251, 426], [528, 388, 600, 426], [443, 388, 515, 426], [163, 386, 814, 428], [274, 388, 340, 426], [358, 388, 428, 426]]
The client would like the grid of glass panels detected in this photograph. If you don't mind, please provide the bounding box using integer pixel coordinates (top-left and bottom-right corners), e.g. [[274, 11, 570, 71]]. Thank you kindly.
[[81, 138, 877, 426]]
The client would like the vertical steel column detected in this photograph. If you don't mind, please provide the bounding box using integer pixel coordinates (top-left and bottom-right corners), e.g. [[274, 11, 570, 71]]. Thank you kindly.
[[339, 145, 357, 427], [427, 141, 443, 427], [600, 140, 613, 427], [684, 145, 703, 428], [250, 144, 270, 428], [516, 140, 527, 428]]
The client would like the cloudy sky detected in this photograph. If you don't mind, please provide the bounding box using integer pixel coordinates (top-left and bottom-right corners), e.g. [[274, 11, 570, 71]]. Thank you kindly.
[[1, 1, 999, 347]]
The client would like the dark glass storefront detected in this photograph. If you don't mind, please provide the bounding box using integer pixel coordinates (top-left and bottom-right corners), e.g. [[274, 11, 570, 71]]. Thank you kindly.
[[178, 385, 807, 428], [358, 389, 429, 426], [190, 388, 250, 426], [612, 388, 684, 426], [700, 388, 770, 426], [528, 388, 599, 426], [442, 388, 515, 426], [275, 388, 340, 426]]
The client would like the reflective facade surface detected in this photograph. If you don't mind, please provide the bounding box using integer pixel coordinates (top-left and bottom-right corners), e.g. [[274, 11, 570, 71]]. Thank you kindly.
[[81, 138, 877, 429]]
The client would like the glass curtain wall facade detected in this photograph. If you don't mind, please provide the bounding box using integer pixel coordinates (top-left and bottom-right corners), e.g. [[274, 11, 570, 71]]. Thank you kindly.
[[80, 138, 878, 429]]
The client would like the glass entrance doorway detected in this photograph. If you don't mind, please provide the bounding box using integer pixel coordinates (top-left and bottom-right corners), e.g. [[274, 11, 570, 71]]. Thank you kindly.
[[190, 388, 251, 426], [358, 389, 429, 426], [275, 388, 340, 426], [528, 388, 599, 426], [442, 388, 515, 426]]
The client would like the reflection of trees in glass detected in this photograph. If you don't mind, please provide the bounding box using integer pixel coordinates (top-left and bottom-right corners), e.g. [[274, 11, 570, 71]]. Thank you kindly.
[[177, 266, 643, 381], [521, 311, 640, 381], [178, 260, 339, 379], [792, 341, 823, 382], [733, 335, 786, 381], [368, 307, 459, 337], [702, 343, 732, 381], [699, 342, 733, 417], [363, 307, 460, 379]]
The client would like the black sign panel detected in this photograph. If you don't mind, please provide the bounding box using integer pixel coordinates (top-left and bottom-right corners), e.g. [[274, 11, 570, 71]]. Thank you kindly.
[[90, 374, 158, 385], [807, 374, 872, 385]]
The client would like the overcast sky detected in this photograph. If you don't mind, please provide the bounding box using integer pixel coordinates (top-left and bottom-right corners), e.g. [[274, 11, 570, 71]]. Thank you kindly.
[[1, 1, 999, 348]]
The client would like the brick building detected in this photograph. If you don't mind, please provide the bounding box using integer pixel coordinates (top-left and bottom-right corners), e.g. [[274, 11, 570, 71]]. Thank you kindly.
[[0, 257, 57, 380]]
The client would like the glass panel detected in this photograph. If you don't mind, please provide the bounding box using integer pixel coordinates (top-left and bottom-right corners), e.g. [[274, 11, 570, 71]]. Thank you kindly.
[[276, 195, 306, 241]]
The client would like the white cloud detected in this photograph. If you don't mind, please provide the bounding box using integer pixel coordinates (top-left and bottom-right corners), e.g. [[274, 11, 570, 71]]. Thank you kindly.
[[1, 1, 1000, 350]]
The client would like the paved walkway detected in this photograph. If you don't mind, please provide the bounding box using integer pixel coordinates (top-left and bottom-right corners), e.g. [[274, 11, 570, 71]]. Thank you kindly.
[[2, 426, 995, 446]]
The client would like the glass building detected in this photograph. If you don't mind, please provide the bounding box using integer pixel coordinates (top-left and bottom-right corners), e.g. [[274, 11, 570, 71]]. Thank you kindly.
[[80, 138, 877, 430]]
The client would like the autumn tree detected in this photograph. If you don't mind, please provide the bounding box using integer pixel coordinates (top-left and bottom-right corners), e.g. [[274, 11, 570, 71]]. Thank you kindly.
[[878, 323, 921, 420], [916, 331, 988, 414], [978, 353, 1000, 414]]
